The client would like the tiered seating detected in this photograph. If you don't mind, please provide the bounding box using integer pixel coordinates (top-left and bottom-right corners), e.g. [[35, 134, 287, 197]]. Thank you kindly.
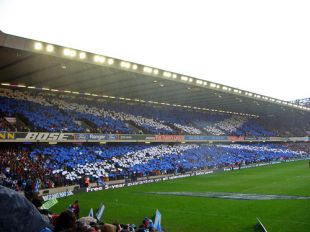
[[1, 143, 308, 191], [0, 96, 82, 132], [0, 87, 288, 136], [238, 120, 275, 136], [215, 116, 247, 135]]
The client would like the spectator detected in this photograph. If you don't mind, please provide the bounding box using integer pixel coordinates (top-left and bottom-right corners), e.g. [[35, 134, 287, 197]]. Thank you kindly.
[[54, 210, 76, 232], [71, 200, 80, 219]]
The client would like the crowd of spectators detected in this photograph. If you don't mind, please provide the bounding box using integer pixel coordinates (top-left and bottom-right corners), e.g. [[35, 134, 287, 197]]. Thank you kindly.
[[0, 184, 162, 232], [1, 142, 309, 192], [1, 142, 309, 231], [0, 87, 288, 136], [2, 142, 309, 232], [0, 87, 308, 232]]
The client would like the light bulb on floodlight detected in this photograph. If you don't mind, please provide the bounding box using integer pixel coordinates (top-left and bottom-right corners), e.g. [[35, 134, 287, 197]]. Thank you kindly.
[[63, 48, 70, 56], [181, 76, 188, 81], [79, 52, 86, 59], [94, 55, 105, 63], [34, 42, 43, 50], [163, 72, 171, 78], [46, 45, 54, 52], [108, 58, 114, 65], [143, 67, 152, 73], [64, 48, 77, 57]]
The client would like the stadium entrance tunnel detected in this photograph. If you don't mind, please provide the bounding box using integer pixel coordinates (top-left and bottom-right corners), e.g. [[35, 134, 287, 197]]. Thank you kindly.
[[143, 192, 310, 200]]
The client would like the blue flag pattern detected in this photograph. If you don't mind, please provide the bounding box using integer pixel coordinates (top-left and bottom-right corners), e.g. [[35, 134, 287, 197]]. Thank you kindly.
[[154, 209, 162, 232]]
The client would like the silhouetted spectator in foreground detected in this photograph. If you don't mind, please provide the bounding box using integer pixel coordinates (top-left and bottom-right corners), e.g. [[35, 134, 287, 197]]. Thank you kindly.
[[54, 210, 76, 232], [0, 185, 52, 232]]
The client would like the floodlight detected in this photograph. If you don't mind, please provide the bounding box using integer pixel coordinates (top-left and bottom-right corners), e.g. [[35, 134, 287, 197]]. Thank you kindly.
[[46, 44, 54, 52], [34, 42, 43, 50], [108, 58, 114, 65], [143, 67, 152, 73], [153, 69, 159, 75], [210, 83, 216, 88], [163, 71, 171, 78], [94, 55, 106, 63], [181, 76, 188, 81], [79, 52, 86, 59], [120, 61, 131, 68], [132, 64, 138, 70], [63, 48, 70, 56]]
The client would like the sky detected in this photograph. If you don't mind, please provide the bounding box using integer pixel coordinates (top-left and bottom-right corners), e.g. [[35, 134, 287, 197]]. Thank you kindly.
[[0, 0, 309, 101]]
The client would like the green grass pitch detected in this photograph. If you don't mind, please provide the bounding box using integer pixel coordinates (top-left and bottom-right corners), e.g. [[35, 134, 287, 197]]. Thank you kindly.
[[51, 160, 310, 232]]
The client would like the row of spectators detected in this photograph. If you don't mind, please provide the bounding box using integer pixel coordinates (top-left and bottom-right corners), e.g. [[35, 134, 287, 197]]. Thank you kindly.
[[1, 142, 309, 191], [0, 87, 280, 136], [0, 185, 160, 232]]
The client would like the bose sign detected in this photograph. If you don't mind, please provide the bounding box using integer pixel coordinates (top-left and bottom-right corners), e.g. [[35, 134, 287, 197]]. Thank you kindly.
[[25, 132, 72, 141]]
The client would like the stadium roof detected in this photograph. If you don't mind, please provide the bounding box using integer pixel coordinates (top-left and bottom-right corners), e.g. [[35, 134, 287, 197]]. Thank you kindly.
[[0, 31, 309, 119]]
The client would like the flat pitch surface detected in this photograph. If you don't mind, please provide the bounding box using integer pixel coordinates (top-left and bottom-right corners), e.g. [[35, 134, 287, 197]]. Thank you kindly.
[[52, 161, 310, 231]]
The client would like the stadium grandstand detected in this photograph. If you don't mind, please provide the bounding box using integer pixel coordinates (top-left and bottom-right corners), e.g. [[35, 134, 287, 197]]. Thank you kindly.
[[0, 31, 310, 232], [292, 98, 310, 108]]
